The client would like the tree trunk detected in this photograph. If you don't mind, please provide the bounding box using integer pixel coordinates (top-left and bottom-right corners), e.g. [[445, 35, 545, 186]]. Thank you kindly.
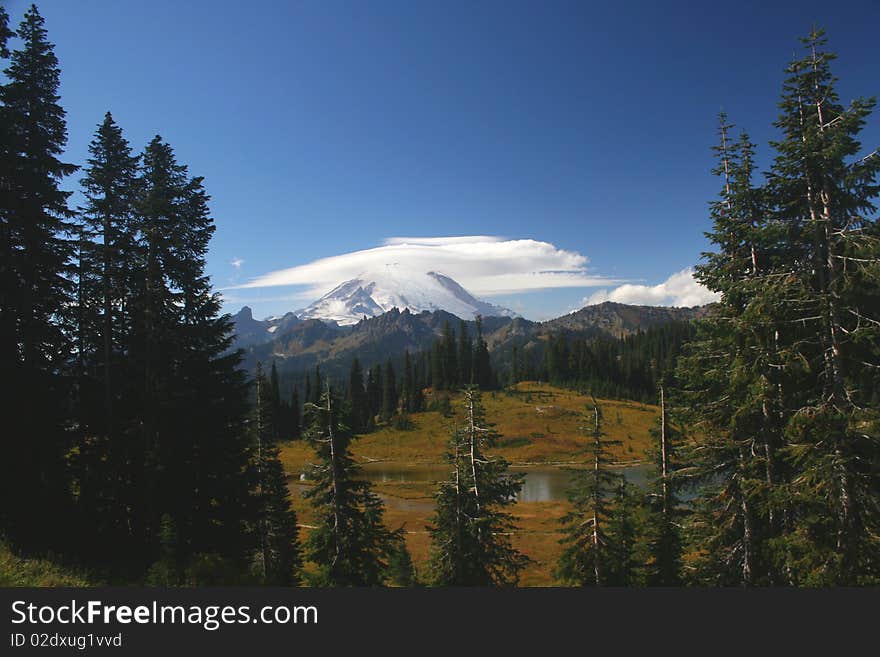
[[659, 385, 669, 518], [592, 400, 601, 586], [735, 445, 755, 586], [466, 391, 482, 524], [326, 390, 342, 568]]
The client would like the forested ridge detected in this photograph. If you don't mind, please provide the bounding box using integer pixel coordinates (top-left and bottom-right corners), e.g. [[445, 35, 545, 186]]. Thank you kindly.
[[258, 315, 697, 441], [1, 5, 877, 586]]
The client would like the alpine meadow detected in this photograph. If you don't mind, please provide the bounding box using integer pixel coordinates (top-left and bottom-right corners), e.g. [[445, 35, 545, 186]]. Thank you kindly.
[[0, 2, 878, 593]]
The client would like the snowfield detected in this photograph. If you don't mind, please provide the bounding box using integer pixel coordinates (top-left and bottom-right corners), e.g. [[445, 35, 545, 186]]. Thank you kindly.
[[296, 266, 517, 325]]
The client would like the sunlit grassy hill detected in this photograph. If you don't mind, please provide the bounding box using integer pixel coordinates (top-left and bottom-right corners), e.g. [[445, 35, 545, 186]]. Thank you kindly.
[[280, 382, 659, 586], [280, 382, 658, 473]]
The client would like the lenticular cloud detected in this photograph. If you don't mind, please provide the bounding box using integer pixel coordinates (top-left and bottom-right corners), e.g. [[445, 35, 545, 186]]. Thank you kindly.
[[236, 236, 618, 299]]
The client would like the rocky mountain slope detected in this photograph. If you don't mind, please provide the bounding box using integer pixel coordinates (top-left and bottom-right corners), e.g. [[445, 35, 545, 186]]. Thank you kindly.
[[296, 267, 516, 326], [232, 300, 709, 383]]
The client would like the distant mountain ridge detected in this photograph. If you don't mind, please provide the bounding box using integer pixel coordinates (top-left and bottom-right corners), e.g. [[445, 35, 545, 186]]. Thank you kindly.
[[543, 301, 712, 338], [231, 298, 710, 384]]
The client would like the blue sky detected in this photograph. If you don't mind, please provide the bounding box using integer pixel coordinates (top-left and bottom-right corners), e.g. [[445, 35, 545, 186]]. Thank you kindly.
[[7, 0, 879, 319]]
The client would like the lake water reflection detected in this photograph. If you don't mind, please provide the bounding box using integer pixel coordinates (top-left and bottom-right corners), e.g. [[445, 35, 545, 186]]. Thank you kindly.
[[359, 462, 652, 502]]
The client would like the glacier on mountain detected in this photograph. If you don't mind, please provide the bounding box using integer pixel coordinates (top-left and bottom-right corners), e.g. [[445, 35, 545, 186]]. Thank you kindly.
[[296, 266, 516, 325]]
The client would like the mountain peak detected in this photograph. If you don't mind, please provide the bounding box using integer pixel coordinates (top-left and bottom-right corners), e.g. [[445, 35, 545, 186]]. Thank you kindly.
[[296, 268, 516, 326]]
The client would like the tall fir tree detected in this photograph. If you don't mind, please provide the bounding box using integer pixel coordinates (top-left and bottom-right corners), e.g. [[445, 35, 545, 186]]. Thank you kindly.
[[472, 316, 493, 389], [253, 363, 302, 585], [76, 112, 140, 434], [347, 357, 367, 432], [510, 345, 520, 387], [430, 339, 445, 390], [72, 111, 141, 554], [303, 386, 397, 586], [386, 533, 417, 587], [441, 320, 457, 389], [427, 387, 529, 585], [676, 113, 780, 586], [0, 4, 77, 550], [604, 480, 643, 586], [0, 7, 12, 59], [129, 135, 254, 573], [555, 399, 626, 586], [644, 385, 683, 585], [401, 350, 414, 413], [269, 361, 282, 440], [381, 358, 397, 422], [680, 29, 880, 585], [289, 385, 301, 440], [457, 319, 472, 385], [312, 365, 322, 404], [366, 362, 382, 424], [765, 29, 880, 584]]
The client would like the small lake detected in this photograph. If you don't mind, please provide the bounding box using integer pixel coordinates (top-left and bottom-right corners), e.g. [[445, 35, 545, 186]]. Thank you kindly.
[[358, 462, 653, 502]]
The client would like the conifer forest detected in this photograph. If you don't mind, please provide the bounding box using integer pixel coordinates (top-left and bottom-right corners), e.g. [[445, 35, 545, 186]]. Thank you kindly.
[[0, 4, 878, 587]]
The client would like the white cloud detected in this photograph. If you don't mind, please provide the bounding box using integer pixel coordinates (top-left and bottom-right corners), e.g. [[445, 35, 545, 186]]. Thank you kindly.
[[233, 236, 620, 299], [230, 258, 244, 270], [382, 236, 503, 246], [583, 268, 719, 308]]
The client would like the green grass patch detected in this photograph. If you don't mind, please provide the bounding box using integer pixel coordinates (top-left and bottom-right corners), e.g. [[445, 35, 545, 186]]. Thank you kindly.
[[0, 543, 96, 587], [500, 436, 534, 448]]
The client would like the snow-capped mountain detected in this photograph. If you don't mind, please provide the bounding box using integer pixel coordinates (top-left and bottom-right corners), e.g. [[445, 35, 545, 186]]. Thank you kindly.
[[296, 267, 517, 326]]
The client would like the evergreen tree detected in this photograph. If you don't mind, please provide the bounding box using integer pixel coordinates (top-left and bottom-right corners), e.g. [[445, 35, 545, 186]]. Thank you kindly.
[[0, 8, 12, 59], [303, 386, 397, 586], [427, 387, 530, 585], [676, 113, 779, 586], [644, 386, 683, 585], [401, 350, 414, 413], [0, 4, 78, 550], [253, 363, 302, 585], [431, 340, 445, 390], [145, 514, 181, 586], [76, 112, 140, 435], [679, 31, 880, 586], [556, 399, 624, 586], [604, 480, 642, 586], [312, 365, 322, 404], [269, 361, 282, 440], [765, 29, 880, 584], [381, 358, 397, 422], [441, 320, 457, 389], [510, 345, 520, 387], [457, 319, 472, 385], [347, 357, 367, 432], [387, 534, 417, 587], [472, 316, 493, 389], [545, 332, 570, 383], [290, 385, 301, 440], [72, 111, 141, 552], [420, 349, 431, 392], [366, 362, 382, 424], [301, 367, 323, 430], [126, 135, 254, 572]]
